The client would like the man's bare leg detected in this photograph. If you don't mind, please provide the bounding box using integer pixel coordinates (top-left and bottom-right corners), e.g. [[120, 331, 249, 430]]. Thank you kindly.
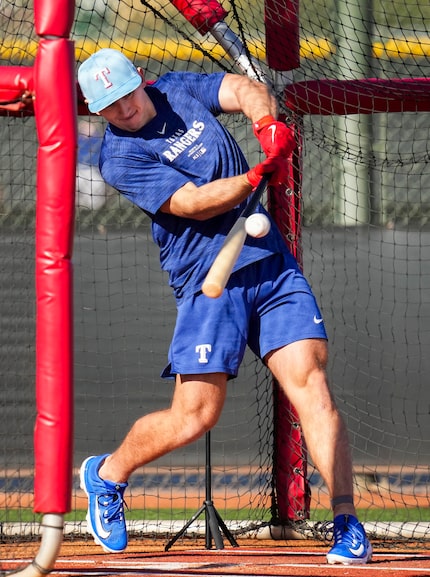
[[266, 339, 372, 564], [80, 373, 227, 553], [100, 373, 228, 482]]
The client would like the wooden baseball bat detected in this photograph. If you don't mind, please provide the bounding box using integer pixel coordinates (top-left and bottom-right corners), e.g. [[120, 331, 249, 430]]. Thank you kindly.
[[202, 175, 269, 298]]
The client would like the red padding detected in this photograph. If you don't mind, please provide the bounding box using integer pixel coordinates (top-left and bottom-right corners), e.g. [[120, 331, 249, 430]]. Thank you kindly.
[[284, 77, 430, 115], [170, 0, 227, 35], [34, 0, 75, 37], [267, 120, 309, 521], [265, 0, 300, 71], [33, 38, 76, 514], [0, 66, 34, 114]]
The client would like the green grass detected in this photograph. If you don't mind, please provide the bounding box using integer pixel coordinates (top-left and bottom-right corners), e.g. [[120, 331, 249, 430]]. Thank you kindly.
[[311, 508, 427, 523], [0, 508, 427, 524]]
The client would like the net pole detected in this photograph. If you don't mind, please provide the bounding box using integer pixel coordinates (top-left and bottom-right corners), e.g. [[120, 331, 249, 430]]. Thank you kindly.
[[265, 0, 300, 72], [264, 0, 310, 523], [333, 0, 373, 226], [268, 124, 310, 522], [283, 77, 430, 116], [265, 0, 299, 92]]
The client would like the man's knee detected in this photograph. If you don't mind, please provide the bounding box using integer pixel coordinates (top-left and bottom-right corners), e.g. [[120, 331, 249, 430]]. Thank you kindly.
[[171, 374, 227, 444], [174, 407, 220, 446], [267, 338, 329, 388]]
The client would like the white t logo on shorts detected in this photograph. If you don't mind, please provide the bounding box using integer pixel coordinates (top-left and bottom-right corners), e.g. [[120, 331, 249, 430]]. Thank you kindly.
[[195, 344, 212, 364]]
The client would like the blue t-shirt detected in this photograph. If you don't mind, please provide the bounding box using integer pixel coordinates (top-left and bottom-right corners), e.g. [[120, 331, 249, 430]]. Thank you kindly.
[[99, 71, 287, 298], [78, 133, 102, 166]]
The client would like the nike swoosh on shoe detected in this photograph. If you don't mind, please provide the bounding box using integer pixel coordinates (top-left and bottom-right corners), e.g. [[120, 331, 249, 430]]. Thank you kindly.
[[94, 500, 112, 540], [349, 543, 365, 557]]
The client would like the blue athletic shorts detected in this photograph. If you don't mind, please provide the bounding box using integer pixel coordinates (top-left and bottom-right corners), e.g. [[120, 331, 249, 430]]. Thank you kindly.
[[161, 252, 327, 379]]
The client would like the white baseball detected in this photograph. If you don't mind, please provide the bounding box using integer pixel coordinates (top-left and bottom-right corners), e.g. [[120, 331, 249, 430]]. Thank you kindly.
[[245, 213, 271, 238]]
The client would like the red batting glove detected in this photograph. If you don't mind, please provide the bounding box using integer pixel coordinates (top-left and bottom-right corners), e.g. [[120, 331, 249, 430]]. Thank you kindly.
[[253, 115, 295, 158], [246, 157, 279, 189], [247, 157, 290, 189]]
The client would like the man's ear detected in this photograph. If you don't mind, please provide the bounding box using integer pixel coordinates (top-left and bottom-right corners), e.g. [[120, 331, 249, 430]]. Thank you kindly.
[[137, 67, 146, 86], [83, 98, 100, 116]]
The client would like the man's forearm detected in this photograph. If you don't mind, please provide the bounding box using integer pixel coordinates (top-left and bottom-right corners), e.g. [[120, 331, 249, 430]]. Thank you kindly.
[[161, 174, 253, 220]]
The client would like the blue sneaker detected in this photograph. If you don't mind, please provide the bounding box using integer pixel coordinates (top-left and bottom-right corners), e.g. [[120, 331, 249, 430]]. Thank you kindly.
[[80, 454, 128, 553], [326, 514, 372, 565]]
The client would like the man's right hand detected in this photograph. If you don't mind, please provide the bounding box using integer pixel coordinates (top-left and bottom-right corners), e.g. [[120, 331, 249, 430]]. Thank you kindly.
[[246, 157, 289, 189]]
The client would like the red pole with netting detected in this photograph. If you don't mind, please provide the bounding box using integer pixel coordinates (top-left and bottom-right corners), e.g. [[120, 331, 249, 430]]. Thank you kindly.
[[265, 0, 311, 522], [267, 127, 311, 522], [265, 0, 300, 72]]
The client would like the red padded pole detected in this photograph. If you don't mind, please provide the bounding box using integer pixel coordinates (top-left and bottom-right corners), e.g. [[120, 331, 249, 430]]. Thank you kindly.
[[33, 0, 76, 514], [284, 77, 430, 115], [0, 66, 34, 115], [265, 0, 308, 522], [34, 0, 75, 37], [268, 122, 310, 522], [265, 0, 300, 71]]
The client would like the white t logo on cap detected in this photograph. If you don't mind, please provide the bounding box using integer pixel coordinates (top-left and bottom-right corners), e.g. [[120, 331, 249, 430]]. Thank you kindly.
[[95, 67, 112, 89]]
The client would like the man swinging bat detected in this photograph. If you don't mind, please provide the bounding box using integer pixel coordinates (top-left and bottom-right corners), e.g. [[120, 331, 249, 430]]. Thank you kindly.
[[78, 48, 371, 565]]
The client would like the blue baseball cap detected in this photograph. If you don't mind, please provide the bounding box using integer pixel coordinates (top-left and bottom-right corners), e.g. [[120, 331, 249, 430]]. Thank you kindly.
[[78, 48, 142, 113]]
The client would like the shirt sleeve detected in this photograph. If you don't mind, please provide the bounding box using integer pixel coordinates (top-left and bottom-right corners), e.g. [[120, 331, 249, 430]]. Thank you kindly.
[[168, 71, 225, 116]]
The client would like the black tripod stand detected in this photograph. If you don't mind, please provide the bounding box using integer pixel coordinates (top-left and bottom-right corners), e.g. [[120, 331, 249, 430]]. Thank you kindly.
[[165, 430, 239, 551]]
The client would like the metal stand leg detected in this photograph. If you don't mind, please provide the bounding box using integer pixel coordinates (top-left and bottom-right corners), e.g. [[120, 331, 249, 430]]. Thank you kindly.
[[164, 431, 239, 551]]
